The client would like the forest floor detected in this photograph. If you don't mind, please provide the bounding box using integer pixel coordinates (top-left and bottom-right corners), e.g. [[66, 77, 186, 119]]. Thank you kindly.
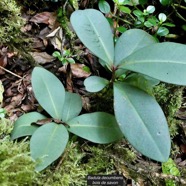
[[1, 0, 186, 185]]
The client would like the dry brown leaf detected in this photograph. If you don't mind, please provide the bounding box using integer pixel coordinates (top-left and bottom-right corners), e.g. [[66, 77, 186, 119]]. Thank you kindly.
[[30, 12, 57, 28], [59, 63, 91, 78], [46, 27, 63, 50], [32, 37, 46, 50], [30, 52, 55, 64]]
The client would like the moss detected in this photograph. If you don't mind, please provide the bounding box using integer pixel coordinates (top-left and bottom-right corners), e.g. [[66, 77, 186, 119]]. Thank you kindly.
[[153, 83, 183, 137], [0, 118, 39, 186], [38, 142, 121, 185], [0, 118, 125, 186], [0, 0, 25, 47]]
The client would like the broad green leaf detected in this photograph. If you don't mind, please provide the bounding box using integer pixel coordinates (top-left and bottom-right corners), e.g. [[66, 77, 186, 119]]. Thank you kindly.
[[30, 123, 69, 171], [84, 76, 109, 92], [11, 112, 46, 140], [119, 42, 186, 85], [125, 73, 159, 95], [70, 9, 114, 67], [67, 112, 123, 144], [32, 67, 65, 119], [61, 92, 82, 122], [114, 29, 157, 66], [98, 0, 111, 14], [114, 82, 170, 162]]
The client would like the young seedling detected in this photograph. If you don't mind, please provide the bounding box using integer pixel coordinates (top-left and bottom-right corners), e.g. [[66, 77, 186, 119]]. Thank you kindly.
[[11, 67, 123, 171]]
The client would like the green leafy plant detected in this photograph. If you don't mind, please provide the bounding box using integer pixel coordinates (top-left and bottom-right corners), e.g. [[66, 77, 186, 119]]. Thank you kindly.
[[70, 9, 186, 162], [162, 158, 180, 186], [133, 5, 175, 36], [52, 49, 75, 65], [11, 67, 123, 171]]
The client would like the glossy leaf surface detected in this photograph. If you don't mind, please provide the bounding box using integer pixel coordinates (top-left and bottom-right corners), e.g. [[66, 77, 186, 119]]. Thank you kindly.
[[119, 42, 186, 85], [70, 9, 114, 67], [114, 29, 157, 66], [61, 92, 82, 122], [32, 67, 65, 119], [114, 82, 170, 162], [68, 112, 123, 144], [84, 76, 109, 92], [11, 112, 46, 140], [30, 123, 69, 171]]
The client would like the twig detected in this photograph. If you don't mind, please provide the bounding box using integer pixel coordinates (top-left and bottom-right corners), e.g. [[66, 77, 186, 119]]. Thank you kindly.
[[0, 66, 22, 79]]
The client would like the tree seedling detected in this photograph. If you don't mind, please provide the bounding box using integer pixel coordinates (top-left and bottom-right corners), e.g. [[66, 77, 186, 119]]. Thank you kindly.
[[70, 9, 186, 162], [11, 67, 123, 171]]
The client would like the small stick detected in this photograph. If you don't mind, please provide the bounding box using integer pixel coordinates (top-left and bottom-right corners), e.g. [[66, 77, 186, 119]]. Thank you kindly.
[[0, 66, 22, 79]]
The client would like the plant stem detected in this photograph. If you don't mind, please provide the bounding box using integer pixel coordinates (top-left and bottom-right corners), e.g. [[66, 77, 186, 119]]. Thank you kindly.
[[0, 66, 22, 79], [173, 3, 186, 10]]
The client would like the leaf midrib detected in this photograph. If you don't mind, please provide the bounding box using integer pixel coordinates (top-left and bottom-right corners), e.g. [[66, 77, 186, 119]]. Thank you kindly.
[[86, 14, 113, 65], [116, 84, 164, 157]]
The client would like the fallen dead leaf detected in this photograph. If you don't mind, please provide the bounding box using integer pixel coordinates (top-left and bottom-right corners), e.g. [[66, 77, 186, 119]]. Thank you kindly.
[[46, 27, 63, 51], [30, 52, 55, 64], [30, 12, 57, 29], [59, 63, 91, 78]]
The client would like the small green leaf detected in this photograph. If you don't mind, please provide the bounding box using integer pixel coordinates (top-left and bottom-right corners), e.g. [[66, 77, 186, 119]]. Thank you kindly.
[[30, 123, 69, 171], [11, 112, 46, 140], [133, 10, 143, 17], [162, 22, 175, 27], [98, 0, 111, 14], [84, 76, 109, 92], [52, 51, 61, 58], [119, 42, 186, 85], [0, 108, 6, 118], [146, 5, 155, 14], [144, 17, 157, 27], [159, 0, 172, 6], [114, 82, 171, 162], [68, 112, 123, 144], [32, 67, 65, 119], [116, 26, 127, 33], [115, 29, 157, 66], [119, 6, 131, 14], [61, 92, 82, 122], [144, 21, 154, 28], [82, 66, 91, 73], [158, 13, 167, 22], [67, 58, 75, 64], [157, 27, 169, 36]]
